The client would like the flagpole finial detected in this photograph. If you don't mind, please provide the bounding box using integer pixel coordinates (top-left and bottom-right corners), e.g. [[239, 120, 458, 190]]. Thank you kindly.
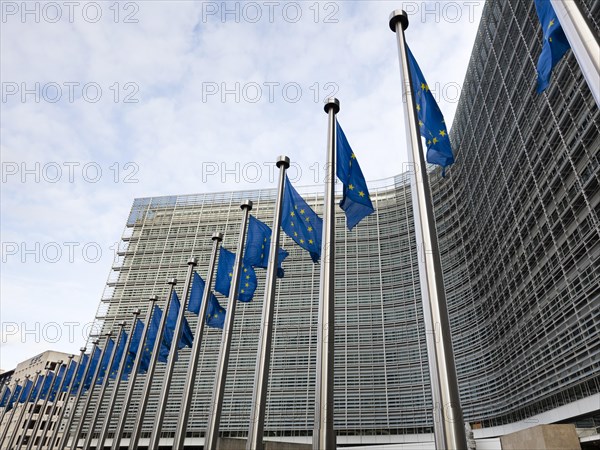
[[389, 10, 409, 32], [68, 354, 74, 359], [168, 278, 177, 285], [149, 295, 158, 302], [133, 308, 141, 316], [212, 232, 224, 241], [80, 347, 86, 352], [119, 321, 127, 327], [276, 155, 291, 169], [241, 199, 253, 210], [324, 97, 340, 114], [92, 339, 99, 345], [188, 257, 199, 266]]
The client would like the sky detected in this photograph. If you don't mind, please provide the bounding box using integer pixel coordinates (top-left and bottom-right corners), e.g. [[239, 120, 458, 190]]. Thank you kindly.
[[0, 0, 484, 370]]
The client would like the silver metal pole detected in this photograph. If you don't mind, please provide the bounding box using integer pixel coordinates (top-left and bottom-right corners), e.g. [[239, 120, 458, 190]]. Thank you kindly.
[[173, 233, 224, 450], [26, 360, 66, 450], [112, 296, 157, 450], [389, 10, 467, 450], [129, 280, 177, 450], [313, 97, 339, 450], [56, 346, 95, 450], [0, 377, 22, 446], [83, 323, 126, 450], [71, 334, 113, 450], [6, 371, 40, 450], [16, 366, 52, 449], [149, 258, 198, 449], [97, 312, 141, 450], [0, 380, 14, 439], [246, 156, 290, 450], [205, 200, 253, 450], [550, 0, 600, 107], [37, 355, 74, 449]]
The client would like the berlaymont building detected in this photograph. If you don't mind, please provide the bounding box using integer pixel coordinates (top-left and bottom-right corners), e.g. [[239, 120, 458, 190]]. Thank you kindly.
[[59, 0, 599, 448]]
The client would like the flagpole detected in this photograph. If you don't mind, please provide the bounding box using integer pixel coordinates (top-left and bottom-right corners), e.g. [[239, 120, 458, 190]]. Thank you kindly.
[[149, 257, 198, 449], [389, 10, 467, 450], [37, 355, 74, 449], [246, 156, 290, 450], [313, 97, 339, 450], [71, 333, 113, 450], [173, 233, 224, 450], [112, 296, 157, 450], [129, 279, 177, 450], [97, 312, 140, 449], [26, 359, 65, 450], [83, 322, 126, 450], [549, 0, 600, 107], [16, 366, 52, 449], [0, 380, 13, 436], [56, 345, 96, 450], [0, 377, 22, 446], [205, 200, 253, 450], [6, 371, 40, 450]]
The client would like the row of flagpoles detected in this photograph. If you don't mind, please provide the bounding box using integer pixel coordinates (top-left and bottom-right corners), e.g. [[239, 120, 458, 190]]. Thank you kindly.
[[1, 3, 597, 450]]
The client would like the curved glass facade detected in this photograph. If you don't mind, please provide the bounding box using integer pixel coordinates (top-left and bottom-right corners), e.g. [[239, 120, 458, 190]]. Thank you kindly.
[[78, 0, 600, 444]]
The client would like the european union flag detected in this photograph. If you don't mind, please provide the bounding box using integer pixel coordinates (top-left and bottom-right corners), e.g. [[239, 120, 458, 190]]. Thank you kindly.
[[32, 374, 53, 401], [160, 291, 194, 362], [109, 329, 128, 379], [245, 215, 289, 277], [215, 247, 258, 302], [406, 46, 454, 176], [70, 354, 90, 393], [58, 360, 77, 394], [189, 272, 227, 329], [336, 120, 375, 230], [123, 319, 143, 379], [48, 365, 66, 401], [96, 338, 115, 385], [7, 384, 22, 410], [0, 386, 11, 407], [83, 348, 101, 390], [281, 175, 323, 262], [19, 379, 33, 403], [207, 291, 226, 329], [534, 0, 570, 93], [139, 305, 162, 373]]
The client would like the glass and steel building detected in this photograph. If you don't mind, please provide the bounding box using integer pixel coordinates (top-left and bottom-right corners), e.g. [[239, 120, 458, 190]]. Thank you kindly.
[[73, 0, 598, 447]]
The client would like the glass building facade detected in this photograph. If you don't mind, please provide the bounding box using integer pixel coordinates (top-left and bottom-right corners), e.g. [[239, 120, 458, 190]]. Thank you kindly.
[[73, 0, 599, 446]]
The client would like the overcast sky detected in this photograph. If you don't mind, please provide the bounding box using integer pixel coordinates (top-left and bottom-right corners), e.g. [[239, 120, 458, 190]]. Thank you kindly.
[[0, 0, 484, 370]]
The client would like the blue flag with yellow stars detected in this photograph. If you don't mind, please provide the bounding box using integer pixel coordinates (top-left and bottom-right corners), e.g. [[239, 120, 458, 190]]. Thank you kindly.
[[215, 247, 258, 302], [534, 0, 570, 93], [108, 329, 128, 379], [160, 291, 194, 362], [83, 347, 102, 390], [0, 385, 11, 407], [336, 120, 375, 230], [18, 379, 33, 403], [406, 46, 454, 176], [122, 318, 143, 379], [70, 353, 90, 393], [32, 374, 53, 401], [188, 272, 226, 329], [59, 359, 77, 393], [6, 384, 22, 410], [281, 175, 323, 263], [96, 338, 115, 385], [139, 305, 162, 373], [48, 364, 66, 401], [207, 291, 226, 329], [245, 215, 289, 277]]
